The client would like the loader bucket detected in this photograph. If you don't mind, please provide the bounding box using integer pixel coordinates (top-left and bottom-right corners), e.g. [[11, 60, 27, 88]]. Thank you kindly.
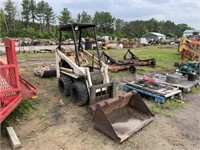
[[90, 91, 154, 143]]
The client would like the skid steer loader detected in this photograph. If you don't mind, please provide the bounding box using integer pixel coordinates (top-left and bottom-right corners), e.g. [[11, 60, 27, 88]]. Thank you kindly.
[[55, 23, 154, 142]]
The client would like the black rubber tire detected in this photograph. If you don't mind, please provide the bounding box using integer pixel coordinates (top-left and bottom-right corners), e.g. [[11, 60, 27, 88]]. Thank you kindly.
[[58, 76, 72, 96], [70, 82, 89, 106], [129, 65, 137, 74], [150, 60, 156, 68]]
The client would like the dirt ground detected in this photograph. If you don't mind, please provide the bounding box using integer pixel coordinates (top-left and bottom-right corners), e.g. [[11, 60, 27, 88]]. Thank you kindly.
[[1, 57, 200, 150]]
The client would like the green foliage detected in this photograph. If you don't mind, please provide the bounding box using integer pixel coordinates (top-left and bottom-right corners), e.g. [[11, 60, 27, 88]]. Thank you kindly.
[[116, 18, 192, 38], [29, 0, 37, 23], [191, 86, 200, 93], [0, 8, 5, 23], [21, 0, 31, 28], [77, 11, 92, 23], [58, 8, 73, 25], [16, 27, 35, 37], [93, 11, 115, 35], [114, 18, 126, 37], [4, 0, 16, 31], [34, 0, 55, 32], [17, 52, 54, 59], [5, 100, 37, 122]]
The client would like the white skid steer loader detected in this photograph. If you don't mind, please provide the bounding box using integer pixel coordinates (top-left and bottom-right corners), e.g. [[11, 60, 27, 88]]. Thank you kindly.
[[55, 23, 154, 143]]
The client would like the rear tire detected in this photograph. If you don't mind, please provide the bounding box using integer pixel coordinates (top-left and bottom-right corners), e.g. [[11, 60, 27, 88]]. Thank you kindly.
[[58, 76, 72, 96], [70, 82, 89, 106], [129, 65, 136, 74]]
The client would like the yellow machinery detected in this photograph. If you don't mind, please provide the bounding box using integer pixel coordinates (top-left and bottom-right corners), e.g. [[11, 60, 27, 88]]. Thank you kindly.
[[178, 37, 200, 60]]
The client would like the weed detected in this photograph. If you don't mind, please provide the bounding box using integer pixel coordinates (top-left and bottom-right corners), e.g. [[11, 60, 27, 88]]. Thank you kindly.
[[5, 99, 40, 123], [151, 100, 184, 117], [125, 139, 137, 149], [191, 86, 200, 93], [39, 113, 46, 120], [24, 130, 37, 139]]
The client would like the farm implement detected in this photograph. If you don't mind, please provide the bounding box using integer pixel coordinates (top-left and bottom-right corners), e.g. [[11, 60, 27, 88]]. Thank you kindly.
[[100, 49, 156, 73]]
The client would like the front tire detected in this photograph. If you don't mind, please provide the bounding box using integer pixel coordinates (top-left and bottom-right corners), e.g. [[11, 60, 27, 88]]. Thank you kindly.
[[58, 76, 72, 96], [70, 82, 89, 106]]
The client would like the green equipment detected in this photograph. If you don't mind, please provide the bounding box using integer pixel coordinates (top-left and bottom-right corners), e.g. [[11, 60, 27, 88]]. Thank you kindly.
[[176, 62, 200, 81]]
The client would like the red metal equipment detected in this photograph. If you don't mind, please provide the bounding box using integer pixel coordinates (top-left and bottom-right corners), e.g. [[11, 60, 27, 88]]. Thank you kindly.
[[100, 49, 156, 73], [0, 38, 37, 124]]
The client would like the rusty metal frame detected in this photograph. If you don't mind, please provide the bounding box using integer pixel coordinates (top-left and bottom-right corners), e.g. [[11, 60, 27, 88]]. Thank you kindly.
[[100, 49, 156, 72], [90, 91, 154, 143]]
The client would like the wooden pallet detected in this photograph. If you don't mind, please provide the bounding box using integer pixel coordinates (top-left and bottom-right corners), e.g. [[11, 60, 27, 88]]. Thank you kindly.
[[124, 81, 182, 103]]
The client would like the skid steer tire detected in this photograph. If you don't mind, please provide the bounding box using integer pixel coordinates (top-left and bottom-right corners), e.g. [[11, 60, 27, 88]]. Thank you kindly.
[[70, 82, 89, 106], [58, 76, 72, 96]]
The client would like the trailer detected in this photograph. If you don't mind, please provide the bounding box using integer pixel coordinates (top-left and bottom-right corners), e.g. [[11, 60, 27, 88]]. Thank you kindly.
[[0, 38, 37, 123]]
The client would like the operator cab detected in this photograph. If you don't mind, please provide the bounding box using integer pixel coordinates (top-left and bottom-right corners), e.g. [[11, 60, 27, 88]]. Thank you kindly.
[[58, 23, 101, 70]]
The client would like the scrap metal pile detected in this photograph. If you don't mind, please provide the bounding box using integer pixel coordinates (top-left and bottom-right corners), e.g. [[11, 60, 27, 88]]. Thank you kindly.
[[178, 37, 200, 60], [124, 60, 200, 103], [124, 77, 182, 103], [118, 39, 140, 48], [34, 64, 56, 77]]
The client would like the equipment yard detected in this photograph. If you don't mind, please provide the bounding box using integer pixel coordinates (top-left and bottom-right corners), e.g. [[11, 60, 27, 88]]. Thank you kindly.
[[0, 0, 199, 149], [1, 44, 200, 150]]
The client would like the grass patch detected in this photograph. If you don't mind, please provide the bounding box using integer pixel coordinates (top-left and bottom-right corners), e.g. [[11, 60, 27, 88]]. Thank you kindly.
[[191, 86, 200, 93], [5, 98, 40, 123], [89, 45, 187, 72], [151, 100, 184, 117], [17, 52, 54, 59]]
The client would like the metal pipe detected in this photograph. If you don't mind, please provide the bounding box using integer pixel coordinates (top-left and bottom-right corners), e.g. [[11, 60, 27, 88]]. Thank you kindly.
[[59, 28, 62, 49], [71, 24, 80, 67], [79, 29, 82, 51], [93, 27, 101, 69]]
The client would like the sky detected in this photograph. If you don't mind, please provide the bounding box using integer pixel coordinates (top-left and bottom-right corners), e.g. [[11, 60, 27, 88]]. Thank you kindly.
[[1, 0, 200, 29]]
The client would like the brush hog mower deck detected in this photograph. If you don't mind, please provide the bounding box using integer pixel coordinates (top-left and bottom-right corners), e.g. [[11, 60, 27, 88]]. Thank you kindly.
[[100, 49, 156, 73], [56, 23, 154, 143]]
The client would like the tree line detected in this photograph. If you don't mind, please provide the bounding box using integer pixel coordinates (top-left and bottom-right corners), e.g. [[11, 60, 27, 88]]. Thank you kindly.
[[0, 0, 193, 39]]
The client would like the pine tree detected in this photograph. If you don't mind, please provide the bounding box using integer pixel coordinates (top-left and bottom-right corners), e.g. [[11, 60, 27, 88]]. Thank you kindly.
[[21, 0, 30, 28], [0, 8, 9, 32], [44, 5, 55, 32], [30, 0, 36, 24], [4, 0, 17, 31], [76, 11, 92, 23], [58, 8, 72, 25], [36, 0, 46, 32]]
